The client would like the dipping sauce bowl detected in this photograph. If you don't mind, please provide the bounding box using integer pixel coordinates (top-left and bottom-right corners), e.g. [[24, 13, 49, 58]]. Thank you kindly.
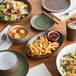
[[48, 31, 60, 41]]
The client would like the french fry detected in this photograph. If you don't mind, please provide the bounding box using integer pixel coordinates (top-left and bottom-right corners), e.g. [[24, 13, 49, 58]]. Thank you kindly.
[[28, 36, 59, 56]]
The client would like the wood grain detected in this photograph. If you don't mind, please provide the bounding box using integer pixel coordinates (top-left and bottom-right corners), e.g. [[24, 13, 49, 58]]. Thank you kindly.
[[0, 0, 76, 76]]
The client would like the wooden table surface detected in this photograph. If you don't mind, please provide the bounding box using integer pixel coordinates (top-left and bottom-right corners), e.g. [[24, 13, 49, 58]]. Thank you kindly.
[[0, 0, 76, 76]]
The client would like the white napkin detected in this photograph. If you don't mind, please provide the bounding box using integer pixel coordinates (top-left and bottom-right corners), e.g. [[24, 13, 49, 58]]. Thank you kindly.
[[27, 63, 52, 76], [51, 0, 76, 20], [0, 25, 13, 50]]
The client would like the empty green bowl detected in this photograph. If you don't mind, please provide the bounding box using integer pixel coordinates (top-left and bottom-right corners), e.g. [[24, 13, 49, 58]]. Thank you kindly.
[[30, 13, 55, 30]]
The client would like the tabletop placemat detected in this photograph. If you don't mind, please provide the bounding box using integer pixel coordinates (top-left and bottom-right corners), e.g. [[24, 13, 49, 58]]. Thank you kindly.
[[0, 25, 13, 50], [27, 63, 52, 76]]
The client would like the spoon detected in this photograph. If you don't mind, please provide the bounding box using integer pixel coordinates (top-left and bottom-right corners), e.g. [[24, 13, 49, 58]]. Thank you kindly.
[[0, 33, 7, 45]]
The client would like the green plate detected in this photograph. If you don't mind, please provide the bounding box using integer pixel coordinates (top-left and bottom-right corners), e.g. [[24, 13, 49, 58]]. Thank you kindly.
[[30, 13, 55, 30], [0, 50, 29, 76]]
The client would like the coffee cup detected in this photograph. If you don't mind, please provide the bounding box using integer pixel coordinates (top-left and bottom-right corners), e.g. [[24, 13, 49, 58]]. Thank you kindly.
[[0, 51, 19, 76], [66, 17, 76, 41]]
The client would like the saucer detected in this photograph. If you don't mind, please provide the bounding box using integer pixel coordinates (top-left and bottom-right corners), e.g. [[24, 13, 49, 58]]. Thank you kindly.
[[0, 50, 29, 76], [30, 13, 55, 31]]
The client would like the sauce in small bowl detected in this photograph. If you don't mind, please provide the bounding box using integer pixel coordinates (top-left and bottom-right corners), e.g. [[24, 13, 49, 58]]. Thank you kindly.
[[48, 31, 60, 41]]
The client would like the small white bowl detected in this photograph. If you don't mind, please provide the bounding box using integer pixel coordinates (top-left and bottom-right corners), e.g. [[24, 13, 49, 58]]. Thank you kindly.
[[0, 51, 18, 75], [56, 43, 76, 75]]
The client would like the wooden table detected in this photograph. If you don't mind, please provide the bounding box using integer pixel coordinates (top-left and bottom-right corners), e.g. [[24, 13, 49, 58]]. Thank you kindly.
[[0, 0, 76, 76]]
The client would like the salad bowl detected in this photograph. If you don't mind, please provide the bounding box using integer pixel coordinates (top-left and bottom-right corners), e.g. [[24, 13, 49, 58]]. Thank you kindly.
[[0, 0, 32, 22]]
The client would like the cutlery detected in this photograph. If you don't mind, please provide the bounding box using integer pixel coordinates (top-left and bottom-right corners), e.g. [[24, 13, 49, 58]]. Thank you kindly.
[[0, 33, 7, 45], [61, 8, 76, 16], [42, 10, 59, 25]]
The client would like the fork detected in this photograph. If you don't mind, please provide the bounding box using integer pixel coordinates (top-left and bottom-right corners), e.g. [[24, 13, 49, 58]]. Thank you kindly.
[[61, 8, 76, 16]]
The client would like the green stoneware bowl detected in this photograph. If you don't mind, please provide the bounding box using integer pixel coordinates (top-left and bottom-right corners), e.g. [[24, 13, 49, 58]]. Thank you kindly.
[[0, 50, 29, 76], [8, 25, 29, 44], [30, 13, 55, 31]]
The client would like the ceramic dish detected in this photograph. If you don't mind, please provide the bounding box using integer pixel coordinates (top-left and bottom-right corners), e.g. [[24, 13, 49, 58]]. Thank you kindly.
[[47, 31, 60, 41], [42, 0, 71, 12], [0, 51, 18, 75], [30, 13, 55, 31], [8, 25, 29, 44], [0, 50, 29, 76], [0, 0, 32, 22], [56, 43, 76, 76], [25, 31, 64, 58]]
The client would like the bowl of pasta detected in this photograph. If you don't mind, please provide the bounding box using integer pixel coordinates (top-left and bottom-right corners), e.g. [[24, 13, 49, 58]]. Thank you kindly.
[[56, 43, 76, 76]]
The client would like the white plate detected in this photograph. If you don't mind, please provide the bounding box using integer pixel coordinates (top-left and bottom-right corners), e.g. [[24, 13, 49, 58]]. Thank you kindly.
[[56, 43, 76, 75]]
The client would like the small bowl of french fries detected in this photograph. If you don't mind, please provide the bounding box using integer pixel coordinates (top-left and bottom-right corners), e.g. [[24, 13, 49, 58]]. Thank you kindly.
[[8, 25, 29, 43], [26, 31, 64, 58]]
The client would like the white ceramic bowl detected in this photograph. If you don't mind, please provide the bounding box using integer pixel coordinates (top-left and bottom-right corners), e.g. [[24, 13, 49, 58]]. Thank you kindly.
[[56, 43, 76, 75]]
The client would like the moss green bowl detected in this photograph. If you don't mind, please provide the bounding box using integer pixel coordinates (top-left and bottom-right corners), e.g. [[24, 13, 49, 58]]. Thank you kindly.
[[8, 25, 29, 44]]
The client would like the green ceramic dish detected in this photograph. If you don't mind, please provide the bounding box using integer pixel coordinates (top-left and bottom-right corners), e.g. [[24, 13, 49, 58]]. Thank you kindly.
[[0, 50, 29, 76], [26, 31, 64, 58], [8, 25, 29, 43], [0, 0, 32, 22], [30, 13, 55, 30]]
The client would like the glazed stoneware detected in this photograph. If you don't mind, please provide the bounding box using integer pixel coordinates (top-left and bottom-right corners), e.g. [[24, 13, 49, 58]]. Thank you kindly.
[[8, 25, 29, 44], [0, 51, 19, 76], [30, 13, 55, 31], [26, 31, 64, 58], [0, 50, 29, 76], [42, 0, 71, 12]]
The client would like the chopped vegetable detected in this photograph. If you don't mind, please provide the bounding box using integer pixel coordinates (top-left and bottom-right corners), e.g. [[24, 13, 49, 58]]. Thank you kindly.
[[60, 63, 70, 68], [64, 54, 76, 59], [66, 71, 69, 76], [0, 0, 29, 21]]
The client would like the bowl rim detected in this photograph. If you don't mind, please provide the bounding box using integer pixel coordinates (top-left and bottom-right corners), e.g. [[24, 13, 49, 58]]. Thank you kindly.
[[56, 43, 76, 75], [0, 51, 19, 71], [8, 25, 29, 40], [41, 0, 71, 13]]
